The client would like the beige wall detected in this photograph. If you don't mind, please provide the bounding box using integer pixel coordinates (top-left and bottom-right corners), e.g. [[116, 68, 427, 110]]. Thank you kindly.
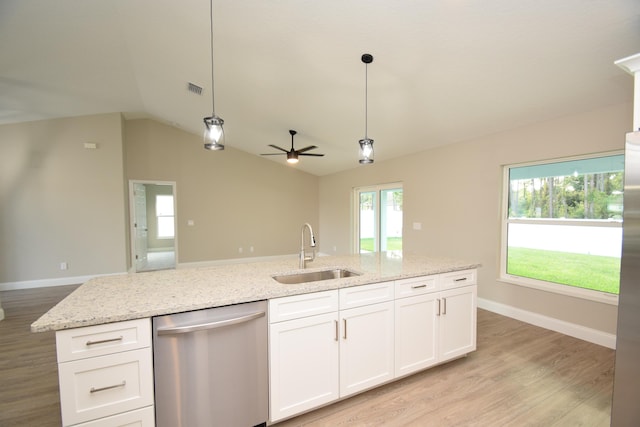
[[319, 102, 632, 335], [124, 119, 319, 263], [0, 113, 128, 283], [0, 115, 319, 288]]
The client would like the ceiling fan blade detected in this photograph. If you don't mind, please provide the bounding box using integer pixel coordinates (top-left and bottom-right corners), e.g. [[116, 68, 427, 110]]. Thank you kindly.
[[299, 153, 325, 157], [267, 144, 289, 153], [295, 145, 318, 154], [261, 153, 286, 156]]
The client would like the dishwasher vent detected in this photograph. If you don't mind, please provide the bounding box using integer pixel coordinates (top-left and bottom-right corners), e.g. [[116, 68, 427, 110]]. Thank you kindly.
[[187, 82, 203, 95]]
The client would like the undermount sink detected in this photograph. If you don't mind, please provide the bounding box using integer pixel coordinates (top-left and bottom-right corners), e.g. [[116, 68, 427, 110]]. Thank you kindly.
[[272, 268, 361, 285]]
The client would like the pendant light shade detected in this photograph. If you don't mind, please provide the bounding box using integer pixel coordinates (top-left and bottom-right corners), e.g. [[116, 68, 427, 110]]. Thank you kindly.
[[359, 138, 374, 164], [203, 115, 224, 150], [203, 0, 225, 150], [359, 53, 374, 164]]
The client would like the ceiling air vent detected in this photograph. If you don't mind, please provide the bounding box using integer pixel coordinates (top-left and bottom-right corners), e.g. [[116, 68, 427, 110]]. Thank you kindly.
[[187, 82, 203, 95]]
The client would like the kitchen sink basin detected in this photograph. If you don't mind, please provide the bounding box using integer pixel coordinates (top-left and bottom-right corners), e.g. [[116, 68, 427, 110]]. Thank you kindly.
[[272, 268, 361, 284]]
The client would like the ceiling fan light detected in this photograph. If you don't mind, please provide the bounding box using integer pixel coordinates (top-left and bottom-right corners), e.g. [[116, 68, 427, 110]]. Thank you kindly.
[[203, 115, 225, 150], [359, 138, 374, 164], [287, 151, 299, 163]]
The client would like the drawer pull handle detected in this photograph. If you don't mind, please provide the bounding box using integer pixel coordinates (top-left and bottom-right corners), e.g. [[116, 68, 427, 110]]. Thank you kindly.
[[85, 336, 123, 346], [443, 297, 447, 315], [437, 299, 441, 316], [454, 277, 468, 282], [334, 320, 339, 342], [90, 380, 126, 394], [411, 284, 427, 289]]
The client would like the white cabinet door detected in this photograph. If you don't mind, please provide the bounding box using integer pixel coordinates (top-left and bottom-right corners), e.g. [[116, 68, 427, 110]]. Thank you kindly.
[[339, 301, 394, 397], [269, 312, 339, 422], [394, 292, 438, 377], [438, 285, 477, 362]]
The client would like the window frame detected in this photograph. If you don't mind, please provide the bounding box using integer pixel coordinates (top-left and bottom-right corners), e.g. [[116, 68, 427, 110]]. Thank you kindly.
[[499, 151, 622, 306], [352, 182, 403, 254]]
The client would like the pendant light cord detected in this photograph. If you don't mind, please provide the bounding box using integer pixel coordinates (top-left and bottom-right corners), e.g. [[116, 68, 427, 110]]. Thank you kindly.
[[209, 0, 215, 114], [364, 62, 368, 139]]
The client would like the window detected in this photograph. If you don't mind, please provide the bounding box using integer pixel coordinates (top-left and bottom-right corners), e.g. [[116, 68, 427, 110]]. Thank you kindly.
[[501, 153, 623, 301], [156, 195, 175, 239], [354, 183, 403, 253]]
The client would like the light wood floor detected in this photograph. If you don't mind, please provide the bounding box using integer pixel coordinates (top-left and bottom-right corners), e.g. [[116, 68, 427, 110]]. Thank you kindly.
[[0, 286, 614, 427]]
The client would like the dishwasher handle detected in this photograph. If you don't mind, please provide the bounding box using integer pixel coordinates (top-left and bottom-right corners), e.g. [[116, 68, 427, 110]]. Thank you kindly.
[[156, 310, 266, 335]]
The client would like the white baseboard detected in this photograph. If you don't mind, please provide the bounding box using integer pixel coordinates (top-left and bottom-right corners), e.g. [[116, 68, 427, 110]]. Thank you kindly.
[[0, 272, 127, 292], [478, 298, 617, 349]]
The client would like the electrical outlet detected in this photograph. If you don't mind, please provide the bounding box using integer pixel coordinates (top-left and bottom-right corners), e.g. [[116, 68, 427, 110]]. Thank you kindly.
[[249, 246, 254, 253], [60, 262, 68, 270], [238, 247, 243, 254]]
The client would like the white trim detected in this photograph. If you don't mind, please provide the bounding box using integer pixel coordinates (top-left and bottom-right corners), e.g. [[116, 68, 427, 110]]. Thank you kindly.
[[129, 180, 178, 273], [478, 297, 617, 349], [500, 151, 624, 303], [0, 272, 127, 291], [498, 275, 619, 305]]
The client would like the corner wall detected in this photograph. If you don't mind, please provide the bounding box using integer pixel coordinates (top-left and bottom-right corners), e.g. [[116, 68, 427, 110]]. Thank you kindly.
[[319, 102, 632, 338], [0, 113, 128, 287]]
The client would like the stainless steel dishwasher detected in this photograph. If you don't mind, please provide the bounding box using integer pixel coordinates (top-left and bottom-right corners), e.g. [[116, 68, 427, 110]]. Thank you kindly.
[[152, 300, 268, 427]]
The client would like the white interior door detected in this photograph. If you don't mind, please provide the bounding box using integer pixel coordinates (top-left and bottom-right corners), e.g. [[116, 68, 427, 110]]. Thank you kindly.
[[134, 183, 148, 271]]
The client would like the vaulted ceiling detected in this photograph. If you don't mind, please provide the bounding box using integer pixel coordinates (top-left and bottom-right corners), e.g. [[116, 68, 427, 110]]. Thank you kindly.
[[1, 0, 639, 175]]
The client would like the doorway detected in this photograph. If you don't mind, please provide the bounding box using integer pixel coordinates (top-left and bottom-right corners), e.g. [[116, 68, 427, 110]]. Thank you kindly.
[[129, 181, 177, 272]]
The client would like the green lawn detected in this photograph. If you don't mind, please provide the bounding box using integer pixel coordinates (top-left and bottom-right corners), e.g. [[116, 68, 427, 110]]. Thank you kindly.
[[360, 237, 402, 253], [507, 247, 620, 294]]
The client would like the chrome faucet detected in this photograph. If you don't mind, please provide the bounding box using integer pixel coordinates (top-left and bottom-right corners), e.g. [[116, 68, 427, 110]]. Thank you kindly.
[[300, 223, 316, 268]]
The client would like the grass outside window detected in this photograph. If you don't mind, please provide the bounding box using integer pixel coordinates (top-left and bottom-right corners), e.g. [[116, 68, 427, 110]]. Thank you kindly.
[[507, 247, 620, 294], [359, 237, 402, 253]]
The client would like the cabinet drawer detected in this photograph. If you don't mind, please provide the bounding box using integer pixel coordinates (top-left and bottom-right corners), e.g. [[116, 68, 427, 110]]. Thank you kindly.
[[58, 347, 154, 426], [74, 405, 155, 427], [395, 275, 437, 299], [439, 269, 477, 290], [56, 318, 151, 362], [339, 281, 394, 310], [269, 290, 339, 323]]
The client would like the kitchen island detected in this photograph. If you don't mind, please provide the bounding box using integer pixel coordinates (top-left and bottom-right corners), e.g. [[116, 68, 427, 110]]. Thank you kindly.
[[32, 252, 479, 332], [32, 252, 479, 427]]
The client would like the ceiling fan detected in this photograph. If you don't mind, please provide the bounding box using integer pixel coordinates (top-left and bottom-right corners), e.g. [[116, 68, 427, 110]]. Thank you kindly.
[[261, 130, 325, 164]]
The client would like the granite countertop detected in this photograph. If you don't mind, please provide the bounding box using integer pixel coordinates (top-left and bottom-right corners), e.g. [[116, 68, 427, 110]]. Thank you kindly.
[[31, 252, 480, 332]]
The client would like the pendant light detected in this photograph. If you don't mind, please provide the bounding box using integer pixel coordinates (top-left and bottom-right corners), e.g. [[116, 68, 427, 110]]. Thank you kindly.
[[203, 0, 225, 150], [358, 53, 374, 164]]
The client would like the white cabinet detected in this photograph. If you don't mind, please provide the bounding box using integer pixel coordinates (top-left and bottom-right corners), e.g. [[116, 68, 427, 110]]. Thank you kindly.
[[437, 269, 477, 361], [395, 292, 439, 377], [269, 291, 340, 422], [55, 318, 154, 427], [438, 285, 477, 361], [269, 269, 477, 422], [339, 300, 395, 396], [338, 282, 395, 397], [268, 282, 394, 422], [394, 271, 477, 377]]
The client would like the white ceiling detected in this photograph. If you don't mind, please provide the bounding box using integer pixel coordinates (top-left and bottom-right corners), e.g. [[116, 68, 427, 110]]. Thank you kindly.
[[1, 0, 639, 176]]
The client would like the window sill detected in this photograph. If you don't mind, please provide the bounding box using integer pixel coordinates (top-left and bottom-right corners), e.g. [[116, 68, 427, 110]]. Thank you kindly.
[[498, 274, 619, 306]]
